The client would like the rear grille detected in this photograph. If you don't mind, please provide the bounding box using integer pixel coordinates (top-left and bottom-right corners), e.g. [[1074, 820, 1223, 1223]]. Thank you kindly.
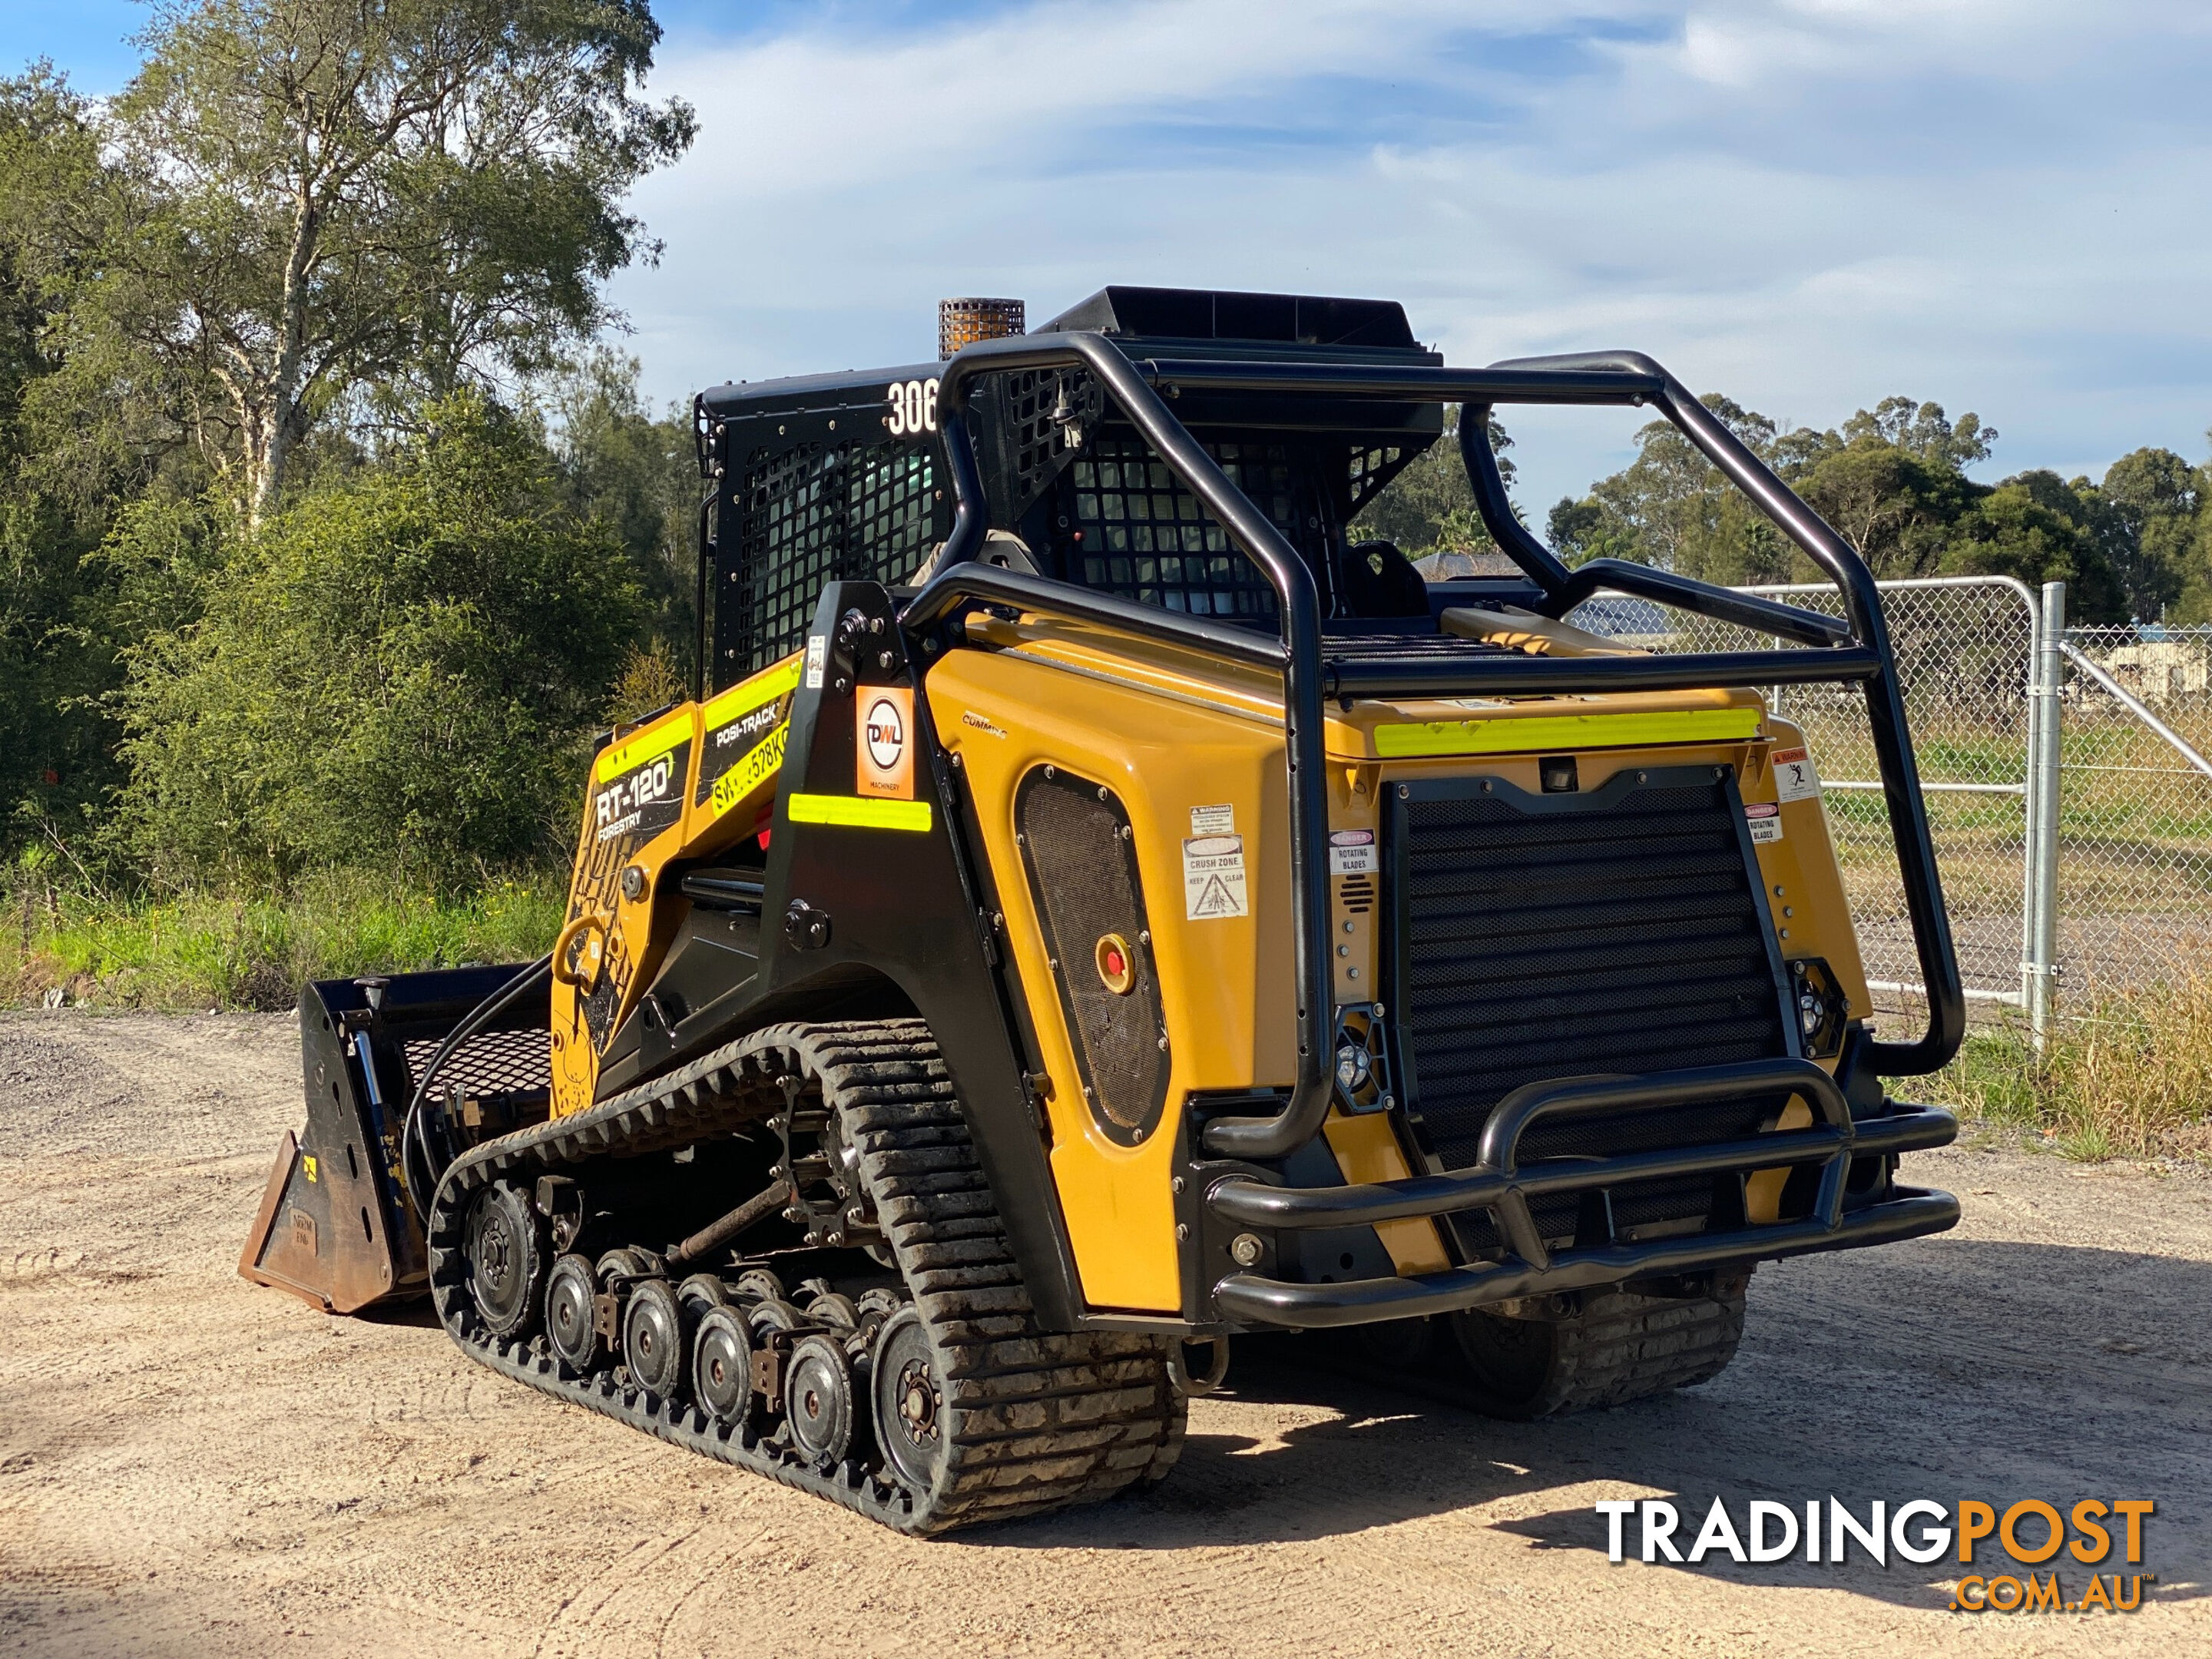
[[1389, 768, 1790, 1249]]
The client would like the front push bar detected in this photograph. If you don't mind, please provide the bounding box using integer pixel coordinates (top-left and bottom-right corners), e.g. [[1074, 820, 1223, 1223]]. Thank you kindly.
[[1205, 1058, 1959, 1328]]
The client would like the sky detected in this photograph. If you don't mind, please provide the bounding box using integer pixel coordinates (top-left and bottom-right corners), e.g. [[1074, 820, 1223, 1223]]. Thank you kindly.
[[8, 0, 2212, 515]]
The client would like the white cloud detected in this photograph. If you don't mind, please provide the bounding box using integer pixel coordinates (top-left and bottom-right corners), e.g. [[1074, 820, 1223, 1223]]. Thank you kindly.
[[611, 0, 2212, 511]]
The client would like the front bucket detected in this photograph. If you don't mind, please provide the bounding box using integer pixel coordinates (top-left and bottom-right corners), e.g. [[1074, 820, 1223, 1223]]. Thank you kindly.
[[240, 964, 549, 1315], [238, 1126, 405, 1313]]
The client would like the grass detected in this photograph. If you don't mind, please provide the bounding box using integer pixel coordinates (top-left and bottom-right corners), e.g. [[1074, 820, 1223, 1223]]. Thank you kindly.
[[1929, 972, 2212, 1164], [2, 869, 565, 1012]]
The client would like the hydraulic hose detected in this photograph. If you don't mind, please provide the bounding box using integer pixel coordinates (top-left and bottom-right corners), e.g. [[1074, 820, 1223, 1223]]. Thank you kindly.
[[399, 952, 555, 1215]]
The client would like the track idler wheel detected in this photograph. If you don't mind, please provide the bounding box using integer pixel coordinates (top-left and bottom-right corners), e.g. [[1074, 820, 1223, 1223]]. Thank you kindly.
[[869, 1306, 945, 1495], [544, 1253, 601, 1375], [623, 1278, 692, 1402], [785, 1333, 858, 1469], [464, 1181, 545, 1339], [692, 1306, 756, 1427]]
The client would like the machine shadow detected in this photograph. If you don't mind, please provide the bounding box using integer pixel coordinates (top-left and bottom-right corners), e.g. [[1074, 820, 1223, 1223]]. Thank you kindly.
[[959, 1239, 2212, 1611]]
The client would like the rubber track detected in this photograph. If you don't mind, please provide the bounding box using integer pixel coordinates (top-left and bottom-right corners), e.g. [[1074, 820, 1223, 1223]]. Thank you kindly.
[[1520, 1279, 1747, 1416], [426, 1018, 1184, 1535], [1328, 1277, 1747, 1419]]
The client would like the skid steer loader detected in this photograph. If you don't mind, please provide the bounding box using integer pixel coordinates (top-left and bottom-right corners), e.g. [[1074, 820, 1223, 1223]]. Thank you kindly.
[[240, 286, 1965, 1533]]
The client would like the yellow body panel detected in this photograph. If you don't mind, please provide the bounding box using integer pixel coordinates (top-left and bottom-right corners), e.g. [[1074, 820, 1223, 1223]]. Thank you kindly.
[[1323, 1111, 1452, 1273], [541, 599, 1876, 1307], [929, 647, 1296, 1313], [936, 613, 1870, 1309], [550, 654, 800, 1118], [1740, 715, 1873, 1019]]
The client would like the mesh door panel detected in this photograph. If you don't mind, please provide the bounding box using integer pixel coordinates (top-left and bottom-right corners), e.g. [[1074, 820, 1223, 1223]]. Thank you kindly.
[[1017, 770, 1171, 1144], [730, 440, 939, 675]]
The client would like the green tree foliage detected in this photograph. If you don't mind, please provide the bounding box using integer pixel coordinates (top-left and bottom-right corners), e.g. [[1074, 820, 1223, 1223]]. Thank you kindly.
[[1544, 392, 2152, 622], [117, 396, 643, 886], [75, 0, 694, 525], [1939, 470, 2125, 619], [0, 72, 147, 853], [1548, 396, 1795, 585], [537, 348, 698, 689], [1835, 396, 1998, 472], [2095, 446, 2200, 620], [1347, 407, 1516, 573]]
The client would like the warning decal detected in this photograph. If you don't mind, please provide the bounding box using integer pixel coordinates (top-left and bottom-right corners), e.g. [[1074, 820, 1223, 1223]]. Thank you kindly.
[[1745, 802, 1783, 844], [1772, 746, 1821, 803], [1329, 829, 1376, 876], [1190, 803, 1235, 836], [1183, 834, 1250, 920]]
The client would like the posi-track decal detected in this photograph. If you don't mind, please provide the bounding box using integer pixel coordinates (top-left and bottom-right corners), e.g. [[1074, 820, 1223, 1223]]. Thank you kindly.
[[698, 658, 800, 820]]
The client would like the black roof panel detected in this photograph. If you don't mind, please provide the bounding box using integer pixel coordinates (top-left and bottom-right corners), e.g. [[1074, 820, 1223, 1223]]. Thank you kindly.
[[1041, 286, 1418, 350]]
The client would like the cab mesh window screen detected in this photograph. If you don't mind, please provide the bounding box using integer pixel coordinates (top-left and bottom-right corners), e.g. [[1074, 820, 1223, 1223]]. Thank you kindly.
[[729, 440, 938, 675], [1064, 435, 1317, 622]]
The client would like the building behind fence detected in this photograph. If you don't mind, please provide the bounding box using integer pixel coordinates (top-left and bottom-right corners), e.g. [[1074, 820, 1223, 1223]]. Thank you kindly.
[[1575, 578, 2212, 1051]]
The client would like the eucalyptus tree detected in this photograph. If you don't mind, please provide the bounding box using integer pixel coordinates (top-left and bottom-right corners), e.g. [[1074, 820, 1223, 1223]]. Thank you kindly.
[[94, 0, 694, 524]]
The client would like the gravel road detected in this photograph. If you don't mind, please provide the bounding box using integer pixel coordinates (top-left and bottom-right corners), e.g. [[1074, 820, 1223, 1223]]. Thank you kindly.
[[2, 1012, 2206, 1656]]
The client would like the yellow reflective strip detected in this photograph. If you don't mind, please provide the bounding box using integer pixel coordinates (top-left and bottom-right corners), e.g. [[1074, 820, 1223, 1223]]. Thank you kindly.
[[789, 793, 934, 833], [709, 723, 787, 818], [701, 655, 801, 730], [1373, 707, 1761, 758], [596, 713, 694, 783]]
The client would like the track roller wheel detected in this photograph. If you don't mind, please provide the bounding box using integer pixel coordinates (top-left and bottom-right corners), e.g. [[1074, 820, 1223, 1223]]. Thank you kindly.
[[856, 1286, 903, 1322], [802, 1290, 860, 1331], [464, 1181, 545, 1339], [785, 1333, 858, 1469], [544, 1253, 601, 1375], [749, 1297, 804, 1337], [734, 1267, 784, 1304], [869, 1306, 942, 1496], [677, 1273, 730, 1315], [623, 1278, 690, 1402], [692, 1305, 755, 1427]]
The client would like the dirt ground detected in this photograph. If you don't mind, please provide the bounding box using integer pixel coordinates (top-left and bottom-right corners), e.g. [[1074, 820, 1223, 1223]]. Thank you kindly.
[[2, 1012, 2206, 1657]]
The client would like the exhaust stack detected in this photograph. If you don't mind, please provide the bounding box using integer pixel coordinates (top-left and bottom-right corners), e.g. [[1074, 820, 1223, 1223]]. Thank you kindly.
[[938, 296, 1024, 360]]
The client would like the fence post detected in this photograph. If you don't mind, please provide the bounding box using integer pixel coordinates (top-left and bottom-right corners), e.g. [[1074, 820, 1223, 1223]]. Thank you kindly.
[[2025, 581, 2066, 1049]]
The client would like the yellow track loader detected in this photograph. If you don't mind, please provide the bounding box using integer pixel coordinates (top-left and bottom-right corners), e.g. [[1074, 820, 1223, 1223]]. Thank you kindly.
[[242, 286, 1963, 1533]]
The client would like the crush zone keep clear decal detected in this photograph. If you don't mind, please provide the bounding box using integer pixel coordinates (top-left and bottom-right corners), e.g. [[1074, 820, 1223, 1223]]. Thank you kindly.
[[1184, 835, 1249, 919]]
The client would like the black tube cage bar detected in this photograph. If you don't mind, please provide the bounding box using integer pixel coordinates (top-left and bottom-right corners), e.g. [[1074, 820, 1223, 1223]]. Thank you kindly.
[[902, 335, 1965, 1164], [1202, 1056, 1959, 1326]]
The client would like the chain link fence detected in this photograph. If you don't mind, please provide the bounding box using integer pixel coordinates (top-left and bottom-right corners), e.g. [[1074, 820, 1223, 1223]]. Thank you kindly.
[[1571, 577, 2212, 1045], [2053, 622, 2212, 998]]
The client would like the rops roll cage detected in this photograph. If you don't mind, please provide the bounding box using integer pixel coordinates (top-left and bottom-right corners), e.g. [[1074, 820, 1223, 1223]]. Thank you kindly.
[[902, 334, 1965, 1167]]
